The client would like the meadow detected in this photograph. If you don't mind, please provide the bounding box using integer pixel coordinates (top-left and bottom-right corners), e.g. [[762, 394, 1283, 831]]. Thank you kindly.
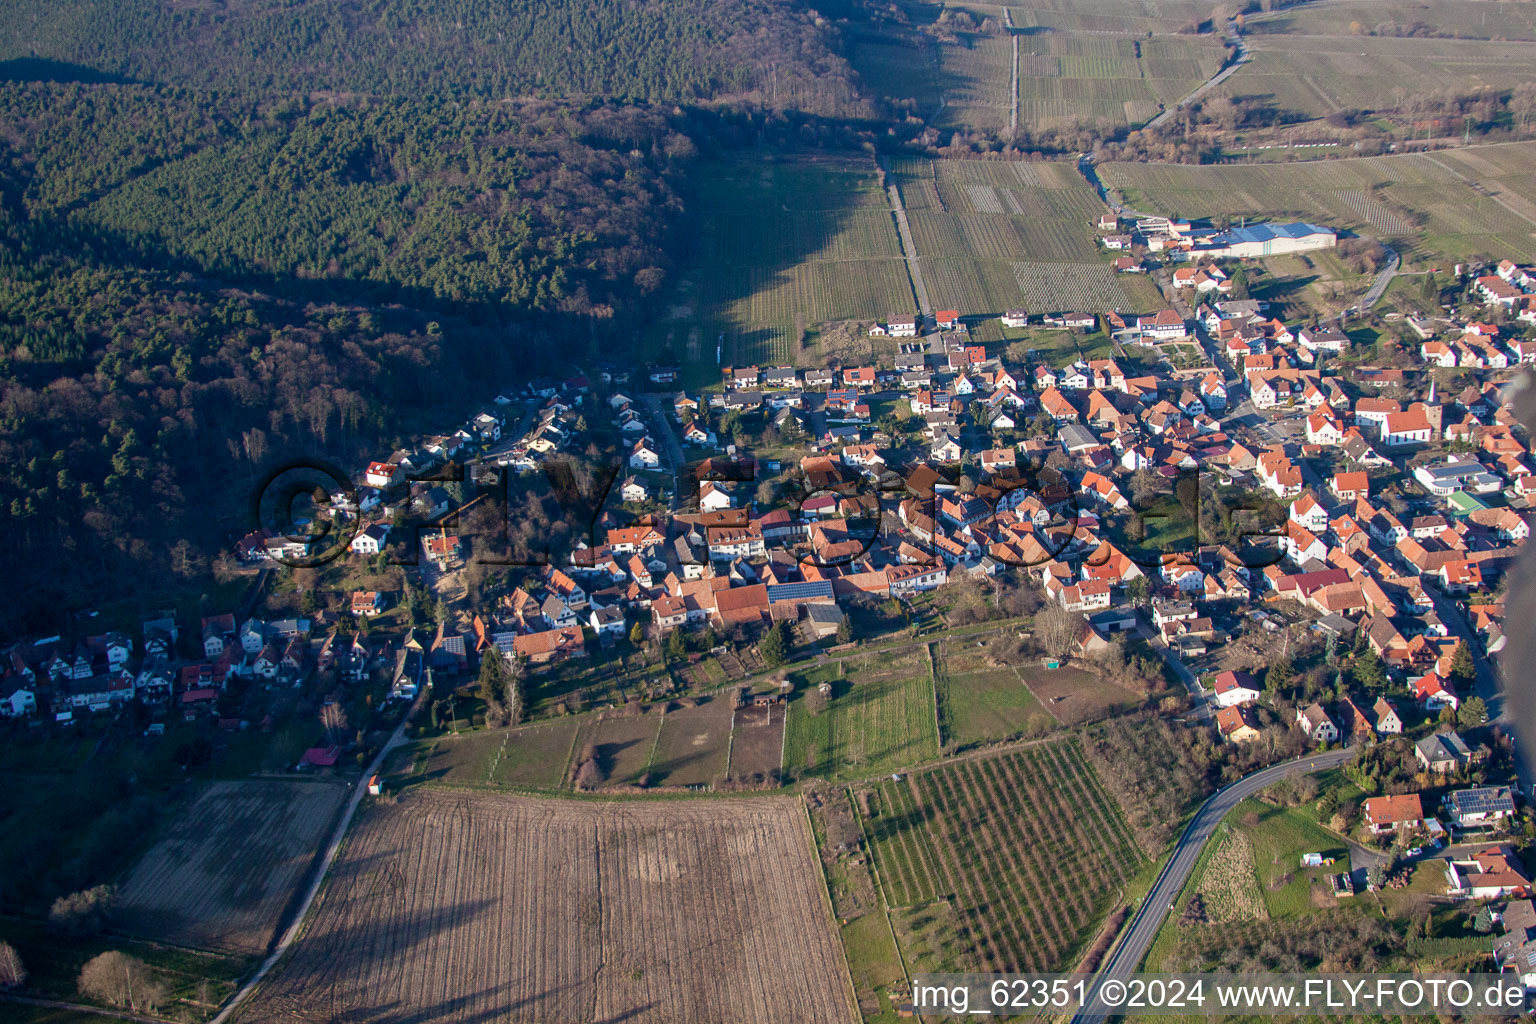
[[933, 639, 1055, 748], [857, 740, 1145, 972], [783, 648, 940, 781]]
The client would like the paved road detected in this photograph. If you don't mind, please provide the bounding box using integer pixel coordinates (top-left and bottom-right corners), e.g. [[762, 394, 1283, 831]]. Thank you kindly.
[[1359, 242, 1401, 310], [210, 683, 431, 1024], [642, 394, 688, 512], [1073, 747, 1353, 1023], [881, 157, 932, 316], [1146, 19, 1250, 130]]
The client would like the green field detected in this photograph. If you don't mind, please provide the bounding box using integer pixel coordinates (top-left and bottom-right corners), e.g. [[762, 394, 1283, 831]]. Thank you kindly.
[[935, 642, 1055, 748], [783, 649, 939, 780], [859, 741, 1145, 972], [1101, 143, 1536, 266], [645, 154, 914, 384]]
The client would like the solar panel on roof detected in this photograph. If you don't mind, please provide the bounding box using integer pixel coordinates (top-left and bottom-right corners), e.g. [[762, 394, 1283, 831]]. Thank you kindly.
[[766, 581, 835, 602]]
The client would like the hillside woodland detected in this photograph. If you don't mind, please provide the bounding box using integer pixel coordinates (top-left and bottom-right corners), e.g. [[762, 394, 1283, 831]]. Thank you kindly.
[[0, 84, 692, 633], [0, 0, 870, 117]]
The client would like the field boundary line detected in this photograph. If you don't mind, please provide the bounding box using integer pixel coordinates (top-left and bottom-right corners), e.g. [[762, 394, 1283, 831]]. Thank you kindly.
[[801, 797, 871, 1024], [0, 994, 179, 1024], [847, 784, 914, 992]]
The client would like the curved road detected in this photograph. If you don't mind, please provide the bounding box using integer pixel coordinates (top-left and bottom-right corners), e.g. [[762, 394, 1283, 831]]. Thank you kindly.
[[1145, 19, 1249, 130], [1073, 746, 1353, 1023]]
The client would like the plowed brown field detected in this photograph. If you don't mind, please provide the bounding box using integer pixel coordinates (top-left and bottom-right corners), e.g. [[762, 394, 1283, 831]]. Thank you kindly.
[[240, 790, 856, 1023], [116, 779, 346, 954]]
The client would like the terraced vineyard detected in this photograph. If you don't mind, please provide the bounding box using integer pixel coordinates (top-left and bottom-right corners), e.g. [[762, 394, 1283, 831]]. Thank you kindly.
[[1016, 32, 1226, 128], [1216, 34, 1536, 122], [644, 155, 913, 382], [1102, 145, 1536, 265], [859, 740, 1144, 973]]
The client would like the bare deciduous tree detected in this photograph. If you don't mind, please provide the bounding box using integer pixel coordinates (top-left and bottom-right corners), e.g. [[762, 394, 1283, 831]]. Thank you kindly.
[[1034, 605, 1083, 661], [320, 702, 348, 745], [79, 952, 164, 1012], [0, 941, 26, 989]]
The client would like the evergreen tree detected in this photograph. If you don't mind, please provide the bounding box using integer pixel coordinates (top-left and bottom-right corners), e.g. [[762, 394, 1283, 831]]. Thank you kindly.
[[1264, 656, 1294, 697], [1460, 695, 1487, 728], [665, 628, 687, 660], [1449, 640, 1477, 685], [759, 622, 789, 667], [628, 622, 645, 645], [1351, 647, 1386, 692]]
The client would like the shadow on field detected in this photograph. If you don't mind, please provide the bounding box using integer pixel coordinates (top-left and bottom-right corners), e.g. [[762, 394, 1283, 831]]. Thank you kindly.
[[861, 798, 935, 844]]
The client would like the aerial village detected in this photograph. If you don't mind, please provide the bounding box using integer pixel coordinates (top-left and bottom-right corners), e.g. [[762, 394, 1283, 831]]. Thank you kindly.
[[2, 210, 1535, 895]]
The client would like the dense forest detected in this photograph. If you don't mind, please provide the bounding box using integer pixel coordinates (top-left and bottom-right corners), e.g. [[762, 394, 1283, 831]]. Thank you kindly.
[[0, 84, 694, 633], [0, 0, 887, 631], [0, 0, 871, 118]]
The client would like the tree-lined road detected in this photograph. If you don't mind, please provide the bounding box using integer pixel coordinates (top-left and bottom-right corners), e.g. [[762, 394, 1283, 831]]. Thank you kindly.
[[1072, 746, 1353, 1023]]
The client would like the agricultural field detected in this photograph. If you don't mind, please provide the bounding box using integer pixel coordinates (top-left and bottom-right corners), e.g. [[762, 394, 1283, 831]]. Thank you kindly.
[[857, 740, 1145, 972], [238, 791, 856, 1024], [1243, 0, 1536, 43], [646, 697, 733, 787], [645, 156, 913, 384], [1016, 32, 1227, 129], [1100, 143, 1536, 266], [934, 15, 1015, 132], [782, 648, 939, 781], [934, 640, 1055, 748], [116, 780, 346, 955], [1006, 0, 1231, 35], [1217, 34, 1536, 123], [892, 158, 1165, 315], [1017, 662, 1143, 725], [727, 701, 786, 783], [572, 710, 665, 787]]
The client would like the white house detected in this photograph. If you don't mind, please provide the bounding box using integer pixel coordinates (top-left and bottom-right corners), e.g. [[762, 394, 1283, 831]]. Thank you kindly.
[[1296, 703, 1339, 744], [350, 523, 390, 555], [1211, 670, 1260, 708], [629, 439, 661, 469]]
